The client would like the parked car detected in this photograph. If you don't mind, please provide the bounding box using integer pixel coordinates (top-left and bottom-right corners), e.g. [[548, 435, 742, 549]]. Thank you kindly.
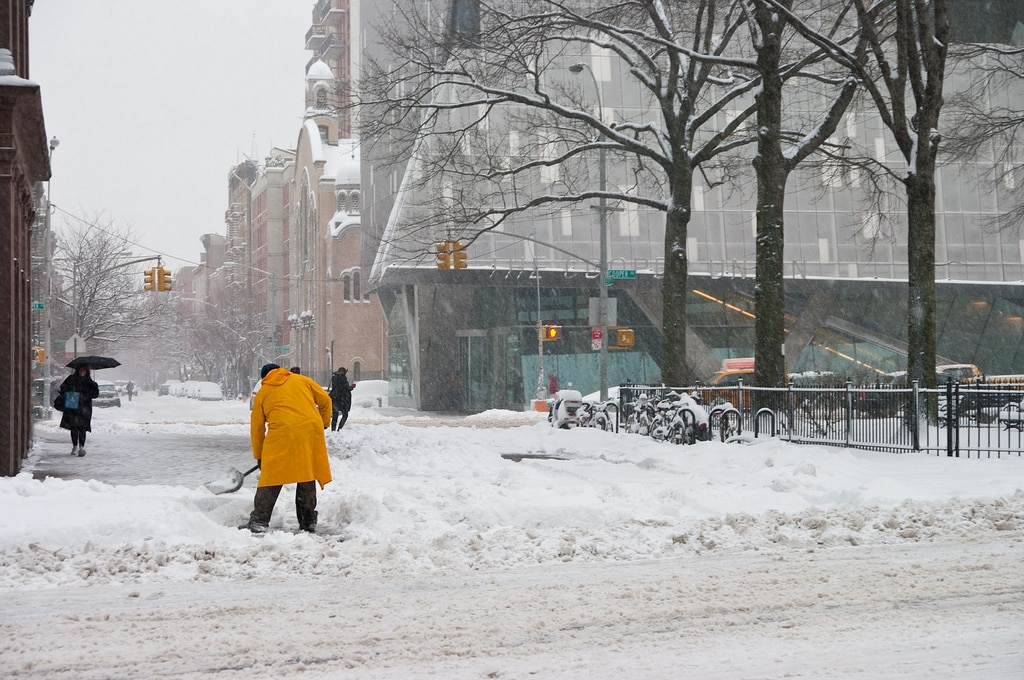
[[158, 380, 180, 396], [936, 363, 982, 383], [94, 380, 122, 408], [189, 381, 224, 401], [249, 379, 261, 410]]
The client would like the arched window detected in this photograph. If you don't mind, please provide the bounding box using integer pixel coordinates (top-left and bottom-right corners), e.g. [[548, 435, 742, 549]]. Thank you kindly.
[[353, 270, 361, 301], [316, 87, 328, 109], [336, 191, 345, 212], [342, 273, 351, 301], [350, 191, 361, 214], [352, 360, 362, 381]]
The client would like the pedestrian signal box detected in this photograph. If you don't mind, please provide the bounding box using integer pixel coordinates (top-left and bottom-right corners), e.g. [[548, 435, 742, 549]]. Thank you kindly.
[[32, 347, 45, 364], [541, 325, 562, 341], [610, 327, 635, 349]]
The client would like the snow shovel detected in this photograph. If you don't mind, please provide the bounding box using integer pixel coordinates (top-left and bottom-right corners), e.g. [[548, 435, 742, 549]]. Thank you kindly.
[[205, 463, 260, 495]]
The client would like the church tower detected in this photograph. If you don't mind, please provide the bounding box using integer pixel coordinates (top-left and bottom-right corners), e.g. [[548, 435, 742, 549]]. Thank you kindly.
[[304, 0, 354, 137]]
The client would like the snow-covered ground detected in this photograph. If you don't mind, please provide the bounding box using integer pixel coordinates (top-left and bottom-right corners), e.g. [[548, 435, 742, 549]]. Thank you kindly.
[[3, 390, 1023, 678]]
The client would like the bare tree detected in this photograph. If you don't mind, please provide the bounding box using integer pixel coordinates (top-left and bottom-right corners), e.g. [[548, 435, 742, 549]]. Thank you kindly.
[[359, 0, 762, 385], [165, 295, 267, 398], [52, 216, 169, 352], [361, 0, 868, 387], [944, 42, 1024, 234], [743, 0, 864, 388], [794, 0, 950, 389]]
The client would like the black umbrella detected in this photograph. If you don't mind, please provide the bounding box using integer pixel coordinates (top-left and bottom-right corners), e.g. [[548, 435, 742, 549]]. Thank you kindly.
[[66, 355, 121, 370]]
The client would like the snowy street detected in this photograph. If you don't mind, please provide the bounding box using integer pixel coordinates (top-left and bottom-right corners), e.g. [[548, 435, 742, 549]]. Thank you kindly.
[[3, 390, 1023, 678]]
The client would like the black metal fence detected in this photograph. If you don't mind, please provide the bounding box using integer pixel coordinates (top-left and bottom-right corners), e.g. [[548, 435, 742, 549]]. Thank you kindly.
[[616, 381, 1024, 458]]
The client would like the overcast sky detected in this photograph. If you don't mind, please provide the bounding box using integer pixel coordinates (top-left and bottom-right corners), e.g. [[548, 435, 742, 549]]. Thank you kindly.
[[30, 1, 312, 270]]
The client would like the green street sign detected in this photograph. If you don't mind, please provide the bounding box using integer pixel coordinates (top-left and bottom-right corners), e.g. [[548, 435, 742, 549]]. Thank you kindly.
[[607, 269, 636, 279], [31, 302, 44, 310], [274, 346, 290, 352]]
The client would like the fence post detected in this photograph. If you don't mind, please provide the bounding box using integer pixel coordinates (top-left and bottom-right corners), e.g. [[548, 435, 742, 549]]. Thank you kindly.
[[912, 380, 920, 451], [787, 382, 795, 442], [946, 383, 954, 456], [844, 381, 853, 448]]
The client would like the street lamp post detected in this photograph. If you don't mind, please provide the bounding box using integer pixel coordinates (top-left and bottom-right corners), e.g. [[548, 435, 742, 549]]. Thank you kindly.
[[569, 63, 610, 401], [44, 136, 59, 406]]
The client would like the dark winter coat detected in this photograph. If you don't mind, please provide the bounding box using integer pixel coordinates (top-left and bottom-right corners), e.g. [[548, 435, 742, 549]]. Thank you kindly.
[[57, 371, 100, 432], [329, 371, 353, 411]]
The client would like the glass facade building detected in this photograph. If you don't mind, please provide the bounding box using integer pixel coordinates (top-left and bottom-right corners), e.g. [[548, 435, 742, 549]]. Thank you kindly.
[[362, 1, 1024, 411]]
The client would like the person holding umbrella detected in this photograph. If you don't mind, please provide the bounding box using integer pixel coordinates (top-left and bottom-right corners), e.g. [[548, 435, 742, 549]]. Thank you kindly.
[[55, 364, 100, 456]]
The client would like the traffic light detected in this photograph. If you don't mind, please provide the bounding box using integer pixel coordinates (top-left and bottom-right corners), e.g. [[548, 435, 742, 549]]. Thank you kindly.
[[436, 242, 451, 270], [611, 327, 635, 349], [32, 346, 45, 364], [143, 268, 156, 291], [158, 267, 173, 291], [452, 241, 467, 269], [541, 324, 562, 341]]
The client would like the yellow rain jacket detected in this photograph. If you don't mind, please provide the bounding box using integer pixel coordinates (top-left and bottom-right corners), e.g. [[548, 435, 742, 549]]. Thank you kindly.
[[251, 367, 333, 489]]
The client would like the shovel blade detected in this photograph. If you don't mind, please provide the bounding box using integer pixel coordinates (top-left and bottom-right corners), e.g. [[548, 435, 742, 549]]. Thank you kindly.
[[204, 468, 246, 495]]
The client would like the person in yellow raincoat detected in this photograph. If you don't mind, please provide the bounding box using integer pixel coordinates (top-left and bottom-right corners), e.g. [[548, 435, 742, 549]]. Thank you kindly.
[[239, 364, 333, 533]]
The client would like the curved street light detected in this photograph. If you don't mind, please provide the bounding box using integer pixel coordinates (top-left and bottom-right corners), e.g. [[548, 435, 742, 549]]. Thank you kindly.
[[43, 137, 59, 406], [569, 62, 610, 401]]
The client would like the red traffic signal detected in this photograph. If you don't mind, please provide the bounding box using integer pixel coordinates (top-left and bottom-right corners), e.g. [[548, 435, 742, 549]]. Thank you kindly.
[[541, 324, 562, 341]]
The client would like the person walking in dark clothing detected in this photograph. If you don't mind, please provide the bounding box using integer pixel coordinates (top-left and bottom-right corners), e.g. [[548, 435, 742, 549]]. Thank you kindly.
[[125, 380, 135, 401], [55, 366, 100, 456], [329, 366, 354, 431]]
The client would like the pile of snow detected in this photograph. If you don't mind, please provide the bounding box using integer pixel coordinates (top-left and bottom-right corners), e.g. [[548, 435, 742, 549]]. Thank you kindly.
[[4, 395, 1023, 589], [4, 393, 1023, 678]]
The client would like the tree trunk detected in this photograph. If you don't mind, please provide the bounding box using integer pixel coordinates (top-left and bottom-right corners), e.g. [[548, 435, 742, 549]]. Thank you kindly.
[[661, 166, 693, 386], [752, 6, 788, 389], [905, 170, 937, 390]]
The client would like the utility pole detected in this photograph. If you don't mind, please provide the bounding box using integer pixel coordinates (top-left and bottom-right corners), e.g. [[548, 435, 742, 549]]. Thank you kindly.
[[570, 62, 610, 401], [43, 136, 58, 407]]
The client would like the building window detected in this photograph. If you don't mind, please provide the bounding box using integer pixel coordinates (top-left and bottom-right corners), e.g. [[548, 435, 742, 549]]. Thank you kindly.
[[350, 191, 360, 214], [353, 270, 361, 301], [950, 1, 1024, 46], [342, 273, 351, 301], [448, 0, 480, 45], [316, 87, 329, 109]]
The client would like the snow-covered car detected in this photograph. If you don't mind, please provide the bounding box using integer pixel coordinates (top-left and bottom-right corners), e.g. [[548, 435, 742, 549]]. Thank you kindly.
[[168, 380, 223, 400], [249, 380, 261, 410], [189, 381, 224, 401], [93, 380, 121, 408], [158, 380, 180, 396]]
